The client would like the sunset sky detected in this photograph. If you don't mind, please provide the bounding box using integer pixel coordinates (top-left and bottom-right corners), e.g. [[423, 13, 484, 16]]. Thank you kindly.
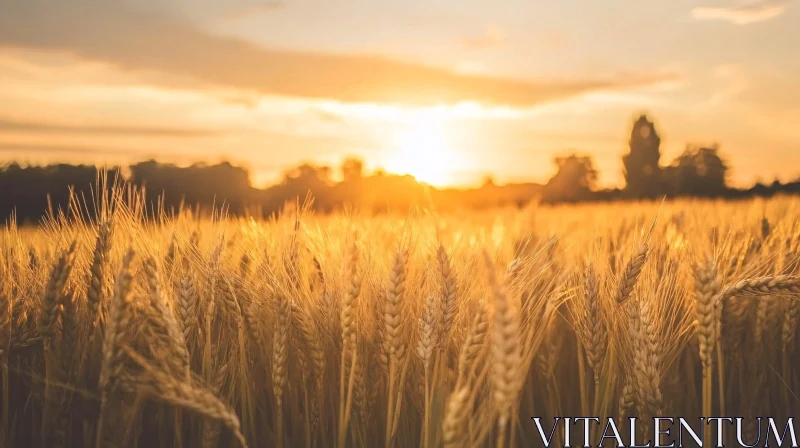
[[1, 0, 798, 188]]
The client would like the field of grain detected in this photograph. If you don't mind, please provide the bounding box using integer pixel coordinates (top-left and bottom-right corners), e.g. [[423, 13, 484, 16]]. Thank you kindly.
[[2, 185, 800, 447]]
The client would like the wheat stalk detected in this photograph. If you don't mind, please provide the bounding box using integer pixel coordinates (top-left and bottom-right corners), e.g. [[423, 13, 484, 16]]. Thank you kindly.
[[581, 263, 607, 384], [0, 267, 11, 365], [177, 257, 199, 345], [123, 346, 248, 447], [693, 257, 720, 448], [416, 294, 439, 374], [39, 241, 77, 344], [457, 302, 488, 384], [272, 294, 290, 411], [615, 243, 648, 304], [483, 250, 521, 448], [87, 221, 112, 329], [718, 275, 800, 300], [694, 257, 719, 371], [95, 248, 135, 448], [632, 297, 663, 418], [144, 256, 190, 378], [442, 385, 471, 448], [384, 246, 409, 447], [782, 298, 799, 350], [437, 244, 458, 343]]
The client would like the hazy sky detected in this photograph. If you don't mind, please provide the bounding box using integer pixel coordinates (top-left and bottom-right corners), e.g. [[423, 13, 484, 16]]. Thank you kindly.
[[1, 0, 798, 187]]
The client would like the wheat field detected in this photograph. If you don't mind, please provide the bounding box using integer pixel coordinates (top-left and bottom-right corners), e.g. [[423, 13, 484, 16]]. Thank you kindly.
[[2, 183, 800, 448]]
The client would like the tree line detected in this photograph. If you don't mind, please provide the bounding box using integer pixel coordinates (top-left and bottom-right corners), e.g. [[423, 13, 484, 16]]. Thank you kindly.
[[2, 113, 798, 223], [540, 114, 799, 203], [0, 158, 541, 224]]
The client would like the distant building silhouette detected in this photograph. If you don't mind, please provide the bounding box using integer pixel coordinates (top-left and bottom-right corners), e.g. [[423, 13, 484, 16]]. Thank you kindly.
[[623, 114, 662, 199]]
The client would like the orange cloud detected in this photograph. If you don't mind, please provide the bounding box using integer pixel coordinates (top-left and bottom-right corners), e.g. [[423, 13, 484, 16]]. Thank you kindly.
[[691, 1, 791, 24], [533, 32, 570, 52], [221, 1, 286, 22], [0, 143, 128, 155], [0, 1, 681, 107], [462, 25, 507, 50], [707, 64, 747, 105], [0, 118, 221, 137]]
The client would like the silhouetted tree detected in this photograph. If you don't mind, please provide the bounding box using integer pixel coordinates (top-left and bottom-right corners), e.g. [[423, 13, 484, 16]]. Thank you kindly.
[[623, 114, 662, 199], [1, 158, 546, 222], [337, 157, 366, 204], [0, 163, 120, 224], [341, 157, 364, 183], [282, 164, 332, 192], [541, 154, 598, 203], [270, 163, 334, 210], [129, 160, 252, 215], [663, 144, 728, 197]]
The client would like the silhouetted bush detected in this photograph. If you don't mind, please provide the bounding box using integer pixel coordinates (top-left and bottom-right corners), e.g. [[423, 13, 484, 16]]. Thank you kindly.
[[541, 155, 598, 203], [129, 160, 253, 216], [0, 163, 121, 225], [663, 145, 728, 197]]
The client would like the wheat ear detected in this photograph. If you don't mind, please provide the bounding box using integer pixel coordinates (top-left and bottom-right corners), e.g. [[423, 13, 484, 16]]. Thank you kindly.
[[484, 251, 521, 448], [582, 263, 607, 384], [95, 248, 135, 448], [123, 346, 248, 448], [693, 257, 720, 448], [272, 293, 290, 410], [144, 256, 191, 378], [437, 244, 458, 342], [39, 241, 77, 344], [87, 221, 112, 329], [416, 294, 439, 374], [177, 257, 199, 345], [615, 243, 648, 304], [457, 303, 488, 384], [632, 297, 663, 418], [384, 246, 409, 447], [442, 385, 471, 448], [718, 275, 800, 300]]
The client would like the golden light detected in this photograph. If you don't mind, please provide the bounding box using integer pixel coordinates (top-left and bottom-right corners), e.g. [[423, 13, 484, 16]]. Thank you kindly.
[[385, 121, 460, 187]]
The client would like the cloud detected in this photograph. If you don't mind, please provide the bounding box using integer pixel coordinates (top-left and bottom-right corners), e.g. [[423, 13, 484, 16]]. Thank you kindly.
[[0, 143, 132, 156], [691, 1, 791, 24], [0, 142, 235, 163], [533, 32, 570, 52], [462, 25, 507, 50], [0, 117, 221, 137], [707, 64, 748, 105], [0, 0, 680, 107], [220, 1, 286, 22]]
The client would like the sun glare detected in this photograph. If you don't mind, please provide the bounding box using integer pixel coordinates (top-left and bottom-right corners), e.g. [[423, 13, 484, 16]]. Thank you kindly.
[[385, 121, 460, 187]]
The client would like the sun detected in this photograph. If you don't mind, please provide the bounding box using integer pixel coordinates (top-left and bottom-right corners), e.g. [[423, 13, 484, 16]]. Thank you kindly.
[[384, 121, 460, 187]]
